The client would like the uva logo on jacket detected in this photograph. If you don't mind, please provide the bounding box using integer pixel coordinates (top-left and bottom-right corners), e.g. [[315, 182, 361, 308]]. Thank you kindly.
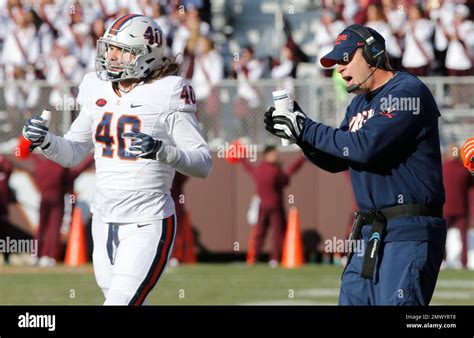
[[349, 109, 375, 132]]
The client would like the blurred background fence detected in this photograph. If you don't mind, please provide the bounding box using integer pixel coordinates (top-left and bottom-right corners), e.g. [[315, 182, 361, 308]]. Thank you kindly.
[[0, 76, 473, 152]]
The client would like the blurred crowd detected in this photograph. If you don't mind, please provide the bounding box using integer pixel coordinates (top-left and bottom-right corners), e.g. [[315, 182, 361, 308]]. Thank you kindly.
[[0, 0, 215, 116], [318, 0, 474, 77], [0, 0, 474, 142]]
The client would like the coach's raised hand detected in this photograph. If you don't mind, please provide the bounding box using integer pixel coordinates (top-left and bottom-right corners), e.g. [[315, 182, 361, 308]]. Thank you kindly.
[[264, 101, 308, 142], [22, 115, 51, 151]]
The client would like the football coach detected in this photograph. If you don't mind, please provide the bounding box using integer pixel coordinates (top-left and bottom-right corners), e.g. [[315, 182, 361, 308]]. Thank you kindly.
[[264, 25, 446, 305]]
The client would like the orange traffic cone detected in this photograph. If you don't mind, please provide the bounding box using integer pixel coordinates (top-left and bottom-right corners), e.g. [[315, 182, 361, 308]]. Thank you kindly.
[[182, 211, 197, 264], [246, 228, 257, 264], [281, 207, 305, 268], [65, 207, 88, 266]]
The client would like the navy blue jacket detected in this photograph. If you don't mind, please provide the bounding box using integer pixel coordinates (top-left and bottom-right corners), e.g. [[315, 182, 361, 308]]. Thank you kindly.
[[298, 72, 446, 241]]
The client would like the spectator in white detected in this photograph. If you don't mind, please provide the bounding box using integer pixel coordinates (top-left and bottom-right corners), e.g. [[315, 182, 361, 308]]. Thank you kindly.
[[314, 10, 345, 77], [232, 46, 265, 140], [93, 0, 120, 21], [126, 0, 154, 17], [430, 0, 456, 75], [382, 0, 407, 33], [171, 5, 210, 57], [89, 18, 106, 69], [367, 3, 402, 70], [46, 38, 83, 109], [271, 42, 298, 94], [445, 4, 473, 77], [401, 4, 434, 77], [61, 3, 90, 65], [192, 36, 224, 140], [72, 23, 96, 72], [31, 0, 61, 54], [151, 2, 172, 58], [2, 8, 40, 129], [445, 4, 474, 107], [342, 0, 359, 24], [152, 2, 171, 38]]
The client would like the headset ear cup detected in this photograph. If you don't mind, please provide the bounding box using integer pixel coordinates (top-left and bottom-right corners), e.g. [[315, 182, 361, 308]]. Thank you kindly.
[[371, 41, 385, 67], [363, 45, 375, 66]]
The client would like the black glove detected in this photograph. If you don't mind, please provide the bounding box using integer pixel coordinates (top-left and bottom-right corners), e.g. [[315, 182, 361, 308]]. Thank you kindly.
[[122, 131, 162, 159], [264, 101, 308, 142], [22, 116, 50, 151]]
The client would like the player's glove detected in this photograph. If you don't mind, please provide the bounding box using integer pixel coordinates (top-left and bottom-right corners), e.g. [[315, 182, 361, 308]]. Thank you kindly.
[[264, 101, 308, 142], [22, 116, 51, 150], [461, 137, 474, 172], [122, 131, 162, 159]]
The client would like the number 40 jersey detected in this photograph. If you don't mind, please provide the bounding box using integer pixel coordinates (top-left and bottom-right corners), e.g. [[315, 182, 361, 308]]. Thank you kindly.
[[43, 72, 211, 223]]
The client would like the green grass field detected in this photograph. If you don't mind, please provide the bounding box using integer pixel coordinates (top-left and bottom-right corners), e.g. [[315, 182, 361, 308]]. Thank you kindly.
[[0, 263, 472, 305]]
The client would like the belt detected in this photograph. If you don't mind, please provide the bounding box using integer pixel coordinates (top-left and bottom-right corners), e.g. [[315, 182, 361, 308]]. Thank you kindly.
[[347, 203, 443, 280]]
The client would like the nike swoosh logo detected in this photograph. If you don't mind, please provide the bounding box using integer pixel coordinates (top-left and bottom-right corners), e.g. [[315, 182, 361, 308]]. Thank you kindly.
[[130, 104, 143, 108], [137, 223, 151, 228]]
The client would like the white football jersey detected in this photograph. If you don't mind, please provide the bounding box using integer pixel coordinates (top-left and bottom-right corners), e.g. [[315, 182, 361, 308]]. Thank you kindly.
[[43, 72, 211, 222]]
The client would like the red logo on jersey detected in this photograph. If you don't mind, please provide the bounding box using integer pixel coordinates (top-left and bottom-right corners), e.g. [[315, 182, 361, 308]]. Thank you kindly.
[[96, 98, 107, 107]]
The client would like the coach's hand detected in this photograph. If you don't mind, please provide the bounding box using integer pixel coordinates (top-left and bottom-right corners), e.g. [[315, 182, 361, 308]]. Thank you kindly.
[[22, 116, 51, 150], [264, 101, 308, 142], [122, 131, 162, 159]]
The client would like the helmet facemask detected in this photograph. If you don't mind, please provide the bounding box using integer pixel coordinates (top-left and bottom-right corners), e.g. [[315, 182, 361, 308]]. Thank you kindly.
[[95, 14, 166, 82], [95, 38, 148, 82]]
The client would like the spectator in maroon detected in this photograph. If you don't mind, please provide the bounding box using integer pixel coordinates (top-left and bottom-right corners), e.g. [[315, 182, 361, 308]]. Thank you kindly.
[[241, 146, 306, 267], [0, 155, 13, 264], [442, 144, 474, 268], [10, 154, 94, 267]]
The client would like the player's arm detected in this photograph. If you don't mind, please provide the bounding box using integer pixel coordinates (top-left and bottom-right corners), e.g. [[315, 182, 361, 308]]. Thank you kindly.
[[41, 109, 94, 168], [123, 79, 212, 178], [162, 109, 212, 178], [22, 78, 94, 168], [22, 108, 94, 168], [267, 90, 425, 165]]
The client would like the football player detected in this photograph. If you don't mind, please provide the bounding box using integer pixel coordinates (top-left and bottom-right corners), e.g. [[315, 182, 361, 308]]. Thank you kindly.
[[22, 14, 212, 305]]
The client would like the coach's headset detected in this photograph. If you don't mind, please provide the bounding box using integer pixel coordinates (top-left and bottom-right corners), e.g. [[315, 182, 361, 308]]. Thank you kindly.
[[345, 24, 387, 68], [344, 25, 391, 92]]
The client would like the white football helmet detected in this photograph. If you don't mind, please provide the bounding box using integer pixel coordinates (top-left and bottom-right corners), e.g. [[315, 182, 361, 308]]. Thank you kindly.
[[96, 14, 165, 82]]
